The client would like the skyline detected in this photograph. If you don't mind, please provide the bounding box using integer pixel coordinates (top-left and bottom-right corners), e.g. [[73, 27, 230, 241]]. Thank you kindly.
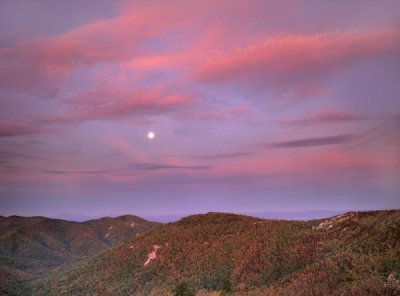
[[0, 0, 399, 217]]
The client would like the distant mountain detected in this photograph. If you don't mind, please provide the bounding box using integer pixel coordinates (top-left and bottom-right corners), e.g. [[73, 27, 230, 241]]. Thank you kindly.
[[49, 214, 103, 222], [246, 210, 347, 220], [0, 215, 160, 294], [142, 213, 191, 223], [142, 210, 347, 223], [28, 210, 400, 295], [49, 210, 348, 224]]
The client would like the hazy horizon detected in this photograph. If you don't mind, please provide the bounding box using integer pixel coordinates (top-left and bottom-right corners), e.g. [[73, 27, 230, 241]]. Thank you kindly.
[[1, 202, 398, 220], [4, 208, 400, 224]]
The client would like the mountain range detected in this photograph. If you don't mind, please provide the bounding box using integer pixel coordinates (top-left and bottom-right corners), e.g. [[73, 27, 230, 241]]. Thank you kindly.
[[50, 210, 347, 223], [1, 210, 399, 295], [0, 214, 160, 294]]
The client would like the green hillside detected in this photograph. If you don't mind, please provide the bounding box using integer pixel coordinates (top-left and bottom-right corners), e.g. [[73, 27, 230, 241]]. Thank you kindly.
[[0, 215, 160, 294], [28, 210, 400, 295]]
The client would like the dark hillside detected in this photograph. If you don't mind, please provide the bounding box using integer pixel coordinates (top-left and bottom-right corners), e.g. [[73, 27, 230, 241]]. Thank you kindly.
[[0, 215, 160, 294]]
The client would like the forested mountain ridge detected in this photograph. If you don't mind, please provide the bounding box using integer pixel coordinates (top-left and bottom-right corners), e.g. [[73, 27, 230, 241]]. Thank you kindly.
[[27, 210, 400, 296], [0, 215, 160, 294]]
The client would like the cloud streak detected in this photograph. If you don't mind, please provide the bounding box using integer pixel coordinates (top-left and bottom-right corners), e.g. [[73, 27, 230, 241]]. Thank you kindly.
[[163, 152, 253, 160], [0, 120, 50, 138], [281, 111, 369, 126], [0, 150, 64, 163], [20, 163, 213, 177], [265, 134, 357, 149]]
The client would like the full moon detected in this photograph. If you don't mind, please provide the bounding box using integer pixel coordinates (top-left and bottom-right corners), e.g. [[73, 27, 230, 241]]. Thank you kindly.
[[147, 131, 155, 139]]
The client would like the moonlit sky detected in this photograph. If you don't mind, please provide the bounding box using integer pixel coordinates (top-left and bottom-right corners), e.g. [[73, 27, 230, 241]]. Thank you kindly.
[[0, 0, 399, 217]]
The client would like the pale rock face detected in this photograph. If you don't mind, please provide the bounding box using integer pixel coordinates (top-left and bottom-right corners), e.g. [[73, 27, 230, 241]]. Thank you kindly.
[[313, 213, 356, 230], [104, 225, 113, 238], [144, 245, 161, 266]]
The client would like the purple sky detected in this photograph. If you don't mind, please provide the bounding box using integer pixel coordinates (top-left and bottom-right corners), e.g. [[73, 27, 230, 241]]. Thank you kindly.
[[0, 0, 399, 217]]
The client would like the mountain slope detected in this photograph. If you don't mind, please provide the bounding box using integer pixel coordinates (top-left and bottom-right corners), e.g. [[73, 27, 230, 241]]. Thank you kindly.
[[29, 210, 400, 295], [0, 215, 160, 294]]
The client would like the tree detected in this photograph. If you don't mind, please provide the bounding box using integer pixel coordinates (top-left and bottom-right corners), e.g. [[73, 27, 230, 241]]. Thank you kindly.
[[221, 278, 232, 295], [173, 282, 195, 296]]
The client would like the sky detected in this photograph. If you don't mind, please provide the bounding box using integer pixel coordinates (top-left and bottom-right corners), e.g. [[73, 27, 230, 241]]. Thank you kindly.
[[0, 0, 399, 218]]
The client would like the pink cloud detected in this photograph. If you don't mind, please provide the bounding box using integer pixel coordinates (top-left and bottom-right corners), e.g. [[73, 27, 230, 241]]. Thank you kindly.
[[0, 1, 302, 96], [205, 148, 376, 185], [0, 4, 184, 95], [195, 29, 400, 90], [3, 1, 398, 99], [39, 85, 194, 125], [1, 2, 399, 136]]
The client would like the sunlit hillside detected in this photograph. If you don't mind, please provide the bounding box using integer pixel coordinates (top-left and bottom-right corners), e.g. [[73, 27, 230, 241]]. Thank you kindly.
[[23, 210, 400, 295]]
